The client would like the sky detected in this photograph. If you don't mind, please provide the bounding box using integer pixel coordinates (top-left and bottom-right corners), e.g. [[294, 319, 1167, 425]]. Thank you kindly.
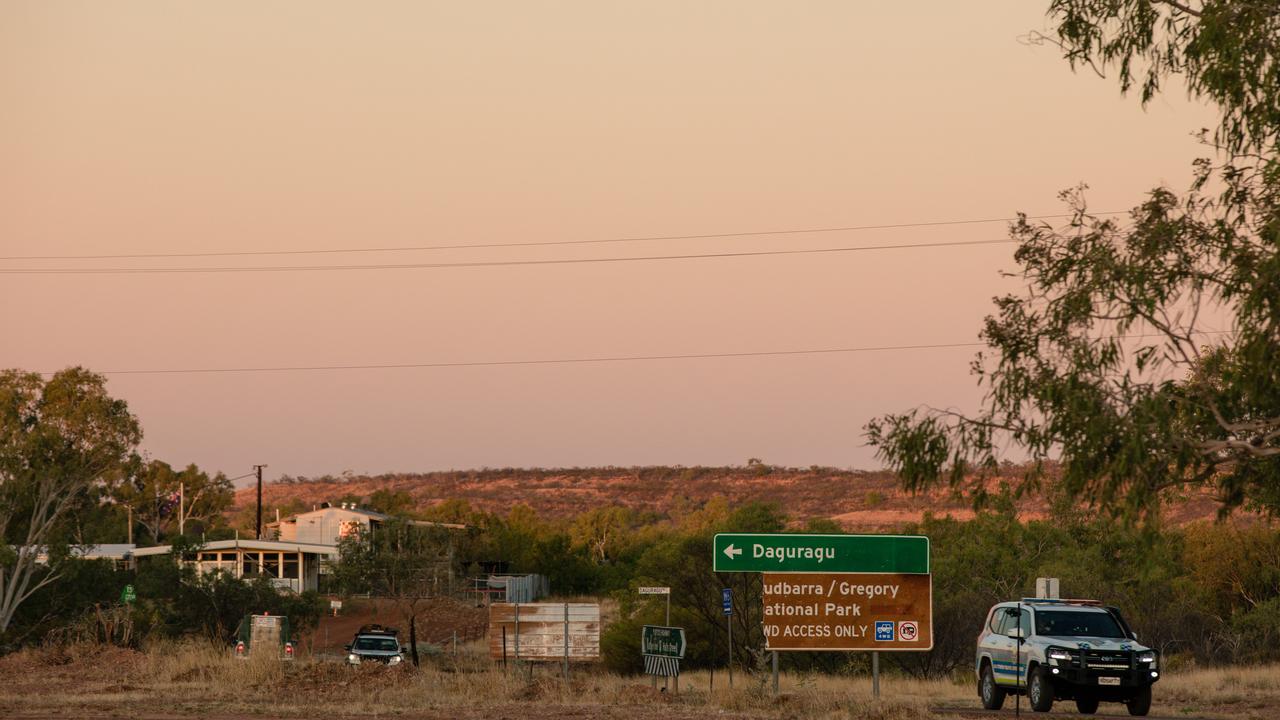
[[1, 2, 1219, 483]]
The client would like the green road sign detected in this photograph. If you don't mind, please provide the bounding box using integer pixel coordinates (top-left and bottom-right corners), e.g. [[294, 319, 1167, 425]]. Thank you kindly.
[[120, 584, 137, 604], [641, 625, 686, 659], [713, 533, 929, 574]]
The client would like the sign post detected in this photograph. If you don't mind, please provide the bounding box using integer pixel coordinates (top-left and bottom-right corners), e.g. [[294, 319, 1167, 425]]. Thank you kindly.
[[638, 586, 671, 625], [722, 588, 733, 688], [872, 650, 880, 699], [641, 624, 686, 693]]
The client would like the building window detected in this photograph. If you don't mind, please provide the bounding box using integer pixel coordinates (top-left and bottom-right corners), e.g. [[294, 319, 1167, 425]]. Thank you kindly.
[[283, 555, 300, 580], [200, 552, 217, 562], [263, 552, 281, 578], [220, 552, 236, 562], [242, 552, 259, 577]]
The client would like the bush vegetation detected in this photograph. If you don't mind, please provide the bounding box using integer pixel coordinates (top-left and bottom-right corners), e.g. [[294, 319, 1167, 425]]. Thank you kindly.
[[323, 488, 1280, 677], [6, 479, 1278, 684]]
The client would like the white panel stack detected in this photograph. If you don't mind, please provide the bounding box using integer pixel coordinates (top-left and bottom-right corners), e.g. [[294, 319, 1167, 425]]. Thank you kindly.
[[1035, 577, 1061, 599]]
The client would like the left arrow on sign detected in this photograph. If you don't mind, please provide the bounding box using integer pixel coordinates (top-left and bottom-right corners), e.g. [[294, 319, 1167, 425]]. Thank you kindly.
[[723, 544, 743, 559]]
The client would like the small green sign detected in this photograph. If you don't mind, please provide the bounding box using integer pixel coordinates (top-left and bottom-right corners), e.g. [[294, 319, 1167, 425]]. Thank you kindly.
[[120, 584, 137, 604], [641, 625, 685, 659], [713, 533, 929, 574]]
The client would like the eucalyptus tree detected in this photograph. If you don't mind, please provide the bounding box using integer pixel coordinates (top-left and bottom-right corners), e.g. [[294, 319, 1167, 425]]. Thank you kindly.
[[0, 368, 140, 634], [867, 1, 1280, 518]]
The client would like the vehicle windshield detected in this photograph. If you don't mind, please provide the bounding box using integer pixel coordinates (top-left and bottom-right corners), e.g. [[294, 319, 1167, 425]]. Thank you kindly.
[[354, 636, 399, 651], [1035, 610, 1125, 638]]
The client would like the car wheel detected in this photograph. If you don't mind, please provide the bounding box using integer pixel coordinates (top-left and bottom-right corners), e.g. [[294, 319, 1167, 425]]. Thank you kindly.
[[1076, 695, 1100, 714], [980, 662, 1006, 710], [1028, 668, 1054, 713], [1127, 686, 1152, 717]]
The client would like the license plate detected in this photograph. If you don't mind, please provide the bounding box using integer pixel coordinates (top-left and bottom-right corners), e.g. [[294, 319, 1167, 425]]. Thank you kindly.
[[1098, 677, 1121, 686]]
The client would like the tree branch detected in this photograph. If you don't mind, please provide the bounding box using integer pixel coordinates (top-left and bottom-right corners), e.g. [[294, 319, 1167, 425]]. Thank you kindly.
[[1151, 0, 1203, 19]]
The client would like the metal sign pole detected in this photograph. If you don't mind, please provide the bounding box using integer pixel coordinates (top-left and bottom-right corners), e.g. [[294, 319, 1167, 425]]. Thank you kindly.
[[772, 650, 779, 695], [563, 602, 569, 679], [872, 650, 880, 699], [1015, 603, 1022, 718], [727, 612, 733, 688], [664, 593, 671, 691]]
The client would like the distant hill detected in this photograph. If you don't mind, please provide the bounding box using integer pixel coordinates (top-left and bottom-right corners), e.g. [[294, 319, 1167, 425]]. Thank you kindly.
[[230, 464, 1235, 530]]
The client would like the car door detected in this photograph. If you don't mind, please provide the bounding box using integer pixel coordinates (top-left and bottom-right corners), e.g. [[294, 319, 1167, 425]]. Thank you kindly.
[[1011, 607, 1032, 687], [989, 606, 1017, 686]]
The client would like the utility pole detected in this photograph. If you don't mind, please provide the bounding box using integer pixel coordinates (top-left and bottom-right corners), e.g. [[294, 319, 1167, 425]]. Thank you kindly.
[[179, 482, 185, 536], [253, 464, 268, 540]]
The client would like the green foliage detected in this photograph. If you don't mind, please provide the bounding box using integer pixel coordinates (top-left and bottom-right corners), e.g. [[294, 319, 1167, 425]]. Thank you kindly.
[[368, 489, 417, 516], [1048, 0, 1279, 156], [4, 558, 130, 644], [330, 519, 457, 597], [1230, 597, 1280, 662], [867, 1, 1280, 520], [0, 368, 141, 635], [131, 558, 323, 642], [110, 459, 234, 543]]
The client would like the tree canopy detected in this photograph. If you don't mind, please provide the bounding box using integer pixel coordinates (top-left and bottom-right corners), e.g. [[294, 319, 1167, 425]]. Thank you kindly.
[[0, 368, 141, 633], [866, 0, 1280, 518], [110, 459, 234, 542]]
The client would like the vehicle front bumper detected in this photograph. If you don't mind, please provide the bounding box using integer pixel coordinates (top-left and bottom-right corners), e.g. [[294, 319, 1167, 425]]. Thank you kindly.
[[348, 653, 404, 665], [1045, 665, 1159, 699]]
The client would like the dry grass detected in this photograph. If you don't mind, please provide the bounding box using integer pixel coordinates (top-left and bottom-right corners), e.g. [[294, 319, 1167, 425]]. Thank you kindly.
[[1154, 663, 1280, 718], [1, 641, 1278, 719]]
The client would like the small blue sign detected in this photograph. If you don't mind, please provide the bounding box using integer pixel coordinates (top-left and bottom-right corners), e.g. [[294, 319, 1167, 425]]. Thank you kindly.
[[722, 588, 732, 615], [875, 621, 895, 641]]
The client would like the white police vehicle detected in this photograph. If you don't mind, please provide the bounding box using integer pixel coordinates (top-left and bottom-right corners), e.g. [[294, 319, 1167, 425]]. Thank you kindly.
[[345, 624, 407, 666], [975, 599, 1159, 716]]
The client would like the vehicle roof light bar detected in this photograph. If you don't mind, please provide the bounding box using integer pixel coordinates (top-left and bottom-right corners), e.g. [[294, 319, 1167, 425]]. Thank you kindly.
[[1019, 597, 1103, 606]]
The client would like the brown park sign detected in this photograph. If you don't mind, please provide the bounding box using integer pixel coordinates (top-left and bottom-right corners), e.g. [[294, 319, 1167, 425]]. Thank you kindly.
[[761, 572, 932, 651]]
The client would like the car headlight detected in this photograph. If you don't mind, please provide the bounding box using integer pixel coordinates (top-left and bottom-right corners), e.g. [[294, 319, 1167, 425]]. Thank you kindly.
[[1138, 651, 1157, 667], [348, 654, 360, 664], [389, 655, 402, 664], [1047, 647, 1072, 663]]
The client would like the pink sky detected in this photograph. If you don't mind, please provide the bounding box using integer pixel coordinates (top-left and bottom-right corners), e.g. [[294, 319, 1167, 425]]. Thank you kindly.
[[2, 2, 1217, 482]]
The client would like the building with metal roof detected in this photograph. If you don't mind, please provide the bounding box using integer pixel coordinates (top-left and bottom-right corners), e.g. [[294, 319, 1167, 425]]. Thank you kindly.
[[133, 539, 335, 593]]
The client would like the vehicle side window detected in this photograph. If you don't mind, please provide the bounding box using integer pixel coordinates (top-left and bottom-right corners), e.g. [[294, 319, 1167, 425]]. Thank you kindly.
[[1004, 607, 1030, 634], [996, 607, 1030, 635], [992, 608, 1009, 635]]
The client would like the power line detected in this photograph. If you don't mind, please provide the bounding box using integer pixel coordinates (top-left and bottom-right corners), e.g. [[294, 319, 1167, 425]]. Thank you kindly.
[[41, 331, 1231, 376], [0, 211, 1126, 262], [3, 237, 1021, 275], [48, 342, 988, 375]]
